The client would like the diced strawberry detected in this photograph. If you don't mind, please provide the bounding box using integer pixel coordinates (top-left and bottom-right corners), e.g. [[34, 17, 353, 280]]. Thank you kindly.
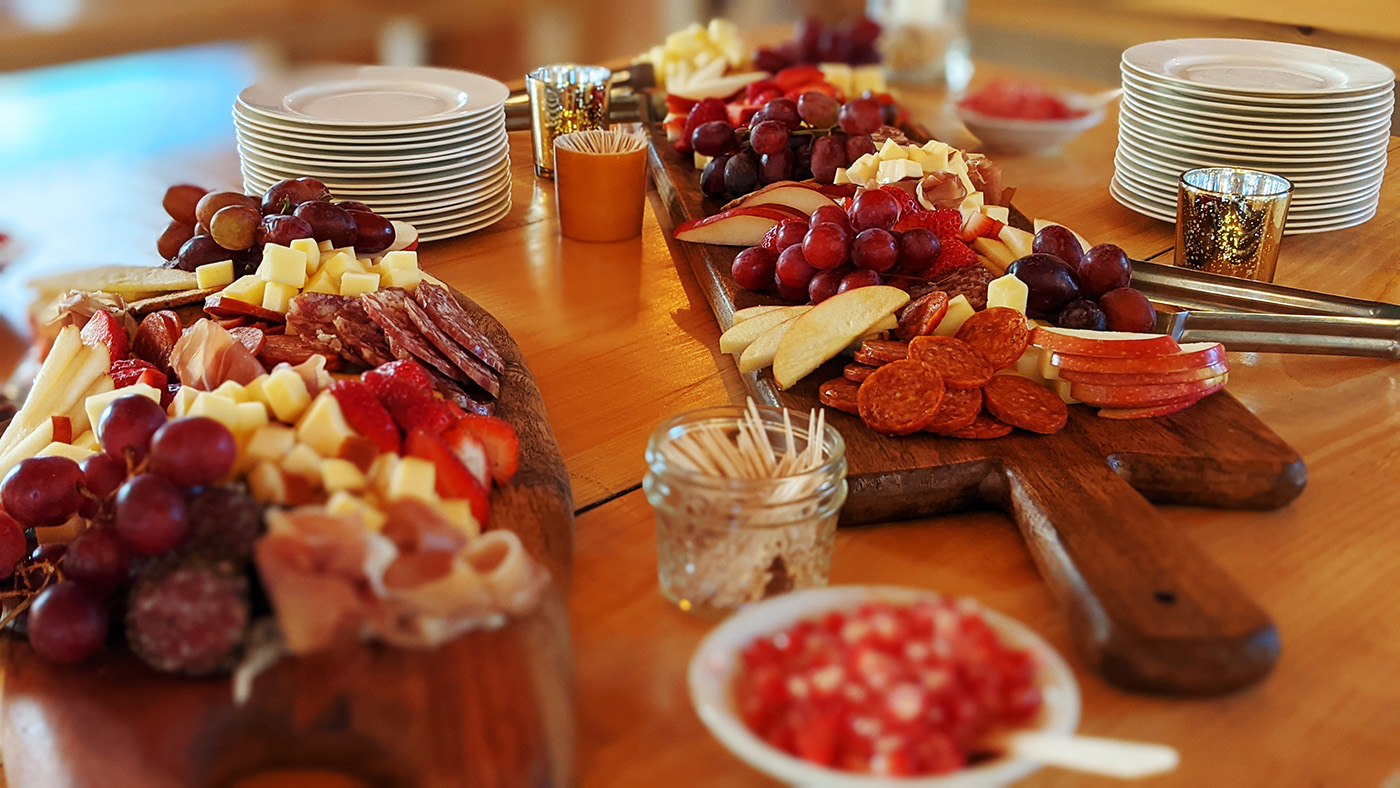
[[957, 211, 1004, 242], [879, 185, 921, 218], [134, 368, 165, 390], [772, 65, 826, 94], [445, 414, 519, 485], [893, 208, 962, 240], [931, 239, 980, 275], [663, 94, 699, 117], [79, 310, 129, 365], [162, 382, 179, 410], [362, 360, 456, 435], [109, 357, 160, 388], [675, 97, 729, 155], [403, 429, 490, 526], [443, 428, 492, 488], [744, 79, 782, 104], [328, 379, 402, 454], [726, 102, 763, 129], [785, 82, 840, 102]]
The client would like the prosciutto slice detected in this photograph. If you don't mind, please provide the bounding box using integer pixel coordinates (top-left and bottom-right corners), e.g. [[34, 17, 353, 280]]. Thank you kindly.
[[168, 319, 265, 391]]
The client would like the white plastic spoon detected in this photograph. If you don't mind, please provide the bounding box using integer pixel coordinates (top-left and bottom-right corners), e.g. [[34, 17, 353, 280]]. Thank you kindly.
[[1005, 731, 1179, 779]]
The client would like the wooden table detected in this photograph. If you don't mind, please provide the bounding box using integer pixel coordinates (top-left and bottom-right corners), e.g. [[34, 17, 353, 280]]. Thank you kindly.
[[1, 68, 1398, 787]]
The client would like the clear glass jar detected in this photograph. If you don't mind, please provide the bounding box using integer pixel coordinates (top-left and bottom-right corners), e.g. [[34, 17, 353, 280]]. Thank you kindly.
[[867, 0, 974, 91], [642, 405, 848, 618]]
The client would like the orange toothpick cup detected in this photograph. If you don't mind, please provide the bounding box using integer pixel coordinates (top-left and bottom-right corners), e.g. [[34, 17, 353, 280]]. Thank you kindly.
[[553, 129, 649, 243]]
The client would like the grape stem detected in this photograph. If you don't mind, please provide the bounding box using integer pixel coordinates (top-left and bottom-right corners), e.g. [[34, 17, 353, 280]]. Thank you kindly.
[[0, 561, 60, 630]]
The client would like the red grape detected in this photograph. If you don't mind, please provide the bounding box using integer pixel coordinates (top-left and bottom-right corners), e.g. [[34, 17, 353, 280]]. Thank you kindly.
[[759, 97, 801, 131], [174, 235, 229, 272], [732, 247, 778, 292], [1098, 288, 1158, 333], [797, 92, 841, 128], [1079, 243, 1133, 299], [758, 148, 795, 186], [838, 269, 885, 293], [162, 184, 208, 225], [195, 191, 259, 229], [808, 268, 845, 304], [1032, 224, 1086, 271], [114, 474, 188, 555], [210, 205, 260, 251], [845, 135, 877, 163], [297, 177, 330, 201], [776, 244, 818, 289], [79, 452, 126, 519], [157, 220, 195, 260], [98, 395, 168, 466], [723, 154, 759, 196], [849, 189, 901, 232], [26, 581, 109, 663], [809, 204, 852, 232], [294, 200, 359, 247], [749, 120, 789, 155], [692, 120, 737, 157], [1057, 299, 1109, 331], [1007, 254, 1082, 318], [802, 223, 851, 270], [793, 144, 814, 181], [774, 273, 809, 302], [348, 210, 395, 255], [63, 527, 132, 594], [261, 178, 321, 215], [839, 99, 882, 135], [149, 417, 236, 489], [337, 200, 372, 213], [897, 228, 942, 276], [29, 542, 66, 566], [701, 154, 730, 197], [772, 220, 809, 252], [182, 486, 262, 561], [1, 456, 85, 529], [809, 136, 847, 184], [258, 214, 315, 248], [850, 228, 898, 272], [0, 511, 24, 580]]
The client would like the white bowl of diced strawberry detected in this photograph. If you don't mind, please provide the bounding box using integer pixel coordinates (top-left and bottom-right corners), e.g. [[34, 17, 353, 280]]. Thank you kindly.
[[689, 585, 1080, 786]]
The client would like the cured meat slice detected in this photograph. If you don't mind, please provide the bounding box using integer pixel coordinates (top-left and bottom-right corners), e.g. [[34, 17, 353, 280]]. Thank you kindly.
[[896, 291, 949, 342], [415, 282, 505, 373], [288, 294, 374, 368], [402, 296, 500, 398], [852, 339, 909, 367], [133, 310, 183, 376], [856, 359, 946, 436], [955, 307, 1030, 369], [908, 335, 994, 389], [944, 410, 1013, 440], [842, 363, 876, 383], [257, 334, 341, 370], [818, 377, 860, 415], [204, 295, 285, 325], [227, 326, 265, 357], [361, 289, 473, 388], [982, 375, 1069, 434], [907, 265, 993, 310], [334, 301, 394, 368], [923, 386, 982, 434]]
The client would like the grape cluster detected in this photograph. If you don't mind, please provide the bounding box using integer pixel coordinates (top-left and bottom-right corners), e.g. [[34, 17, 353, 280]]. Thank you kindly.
[[158, 179, 396, 275], [1007, 226, 1157, 333], [752, 16, 882, 72], [693, 93, 892, 200], [0, 395, 260, 669], [732, 188, 978, 303]]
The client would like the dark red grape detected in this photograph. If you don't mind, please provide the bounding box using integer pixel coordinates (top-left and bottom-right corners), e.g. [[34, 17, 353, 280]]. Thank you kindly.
[[97, 395, 168, 466], [802, 223, 851, 270], [1032, 224, 1086, 271], [838, 99, 882, 135], [761, 97, 801, 131], [1007, 254, 1082, 318], [195, 191, 258, 230], [810, 204, 852, 232], [174, 235, 229, 272], [2, 456, 85, 529], [758, 148, 795, 186], [79, 452, 127, 519], [1057, 298, 1109, 331], [776, 244, 818, 289], [182, 486, 263, 561], [209, 205, 260, 251], [0, 512, 24, 580], [838, 269, 885, 293], [294, 200, 359, 247], [63, 528, 132, 594], [162, 184, 208, 225], [749, 120, 789, 155], [845, 135, 877, 162], [797, 92, 841, 128], [850, 189, 901, 232], [337, 200, 372, 213], [850, 228, 898, 272], [157, 220, 195, 260], [723, 154, 759, 197], [149, 417, 236, 489], [810, 136, 846, 184], [732, 247, 778, 292], [700, 154, 731, 197], [793, 144, 813, 181], [261, 178, 321, 215], [772, 220, 808, 252], [297, 177, 330, 201], [258, 214, 315, 248], [29, 542, 66, 566], [774, 276, 810, 302], [1080, 243, 1133, 299], [27, 581, 109, 663], [348, 210, 395, 255], [808, 268, 847, 304], [114, 474, 188, 555], [692, 120, 737, 157], [1099, 288, 1158, 333], [897, 228, 942, 277]]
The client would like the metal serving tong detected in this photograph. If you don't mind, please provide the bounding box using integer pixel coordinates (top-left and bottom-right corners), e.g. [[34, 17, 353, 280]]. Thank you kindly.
[[1133, 259, 1400, 359]]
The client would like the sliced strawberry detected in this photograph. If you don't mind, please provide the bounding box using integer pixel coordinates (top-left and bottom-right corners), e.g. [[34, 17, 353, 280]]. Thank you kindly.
[[772, 65, 825, 94], [162, 382, 180, 410], [958, 211, 1004, 242], [443, 429, 492, 488], [134, 368, 166, 390], [893, 208, 962, 240], [328, 379, 401, 454], [743, 79, 782, 104], [879, 185, 921, 218], [403, 429, 490, 526], [79, 310, 129, 365], [109, 357, 161, 388], [446, 414, 519, 485], [675, 97, 729, 155], [931, 238, 980, 275], [362, 360, 456, 435]]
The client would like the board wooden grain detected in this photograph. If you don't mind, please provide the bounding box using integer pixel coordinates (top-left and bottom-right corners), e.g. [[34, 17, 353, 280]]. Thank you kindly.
[[1, 289, 576, 788], [645, 120, 1306, 696]]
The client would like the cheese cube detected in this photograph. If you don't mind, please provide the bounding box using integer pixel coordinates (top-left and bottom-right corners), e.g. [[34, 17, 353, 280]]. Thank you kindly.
[[381, 266, 421, 291], [877, 137, 908, 160], [434, 499, 480, 538], [851, 65, 887, 97], [222, 274, 266, 306], [325, 491, 387, 531], [38, 441, 96, 463], [317, 239, 334, 253], [330, 246, 356, 259], [387, 456, 437, 502], [304, 270, 338, 295], [195, 260, 235, 289], [262, 367, 311, 423], [1002, 346, 1045, 383], [876, 158, 923, 185], [235, 401, 270, 434], [291, 238, 321, 276], [959, 191, 986, 212], [337, 271, 379, 298], [983, 204, 1010, 224], [986, 274, 1030, 315], [281, 443, 323, 482], [321, 252, 366, 283], [262, 281, 300, 315], [73, 430, 99, 452], [85, 383, 162, 433], [167, 385, 199, 418], [246, 462, 310, 506], [833, 167, 852, 185], [245, 423, 297, 463], [295, 393, 355, 457], [370, 452, 402, 498], [211, 380, 248, 403], [931, 295, 975, 337], [187, 392, 241, 431], [320, 458, 367, 493], [260, 244, 308, 288], [243, 374, 270, 405], [378, 251, 418, 271]]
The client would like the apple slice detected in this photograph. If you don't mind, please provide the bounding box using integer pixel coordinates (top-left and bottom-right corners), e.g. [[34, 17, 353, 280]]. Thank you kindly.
[[772, 286, 910, 390], [1069, 373, 1227, 409], [1048, 342, 1226, 374], [0, 417, 56, 479], [733, 305, 792, 324], [723, 182, 838, 216], [1056, 360, 1230, 386], [970, 237, 1017, 276], [386, 221, 419, 253], [719, 305, 812, 354], [1030, 326, 1180, 358], [674, 206, 806, 246], [668, 71, 770, 101], [738, 314, 801, 373], [1097, 396, 1208, 420], [998, 224, 1034, 259]]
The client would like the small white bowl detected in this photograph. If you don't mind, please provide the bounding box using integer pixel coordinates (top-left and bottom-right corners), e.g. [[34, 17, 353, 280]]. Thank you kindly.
[[957, 102, 1106, 156], [688, 585, 1081, 788]]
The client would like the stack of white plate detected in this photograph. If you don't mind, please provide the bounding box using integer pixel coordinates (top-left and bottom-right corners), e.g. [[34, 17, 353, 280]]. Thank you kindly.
[[235, 65, 512, 242], [1112, 38, 1395, 235]]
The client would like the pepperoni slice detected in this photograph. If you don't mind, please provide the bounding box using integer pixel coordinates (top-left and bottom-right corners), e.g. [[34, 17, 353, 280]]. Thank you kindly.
[[983, 375, 1069, 434], [852, 339, 910, 367], [843, 363, 877, 383], [923, 386, 983, 434], [955, 307, 1030, 370], [818, 377, 861, 415], [896, 291, 950, 341], [945, 410, 1013, 440], [856, 359, 946, 436], [908, 336, 994, 389]]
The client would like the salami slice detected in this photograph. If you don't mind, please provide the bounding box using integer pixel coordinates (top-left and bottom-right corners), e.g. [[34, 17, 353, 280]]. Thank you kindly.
[[853, 339, 910, 367], [132, 310, 183, 376], [907, 265, 993, 310], [361, 289, 473, 387], [257, 334, 341, 370], [818, 377, 860, 415], [333, 300, 394, 368], [402, 295, 501, 398], [944, 409, 1013, 440], [414, 282, 505, 373], [843, 363, 877, 383], [856, 359, 946, 436], [983, 375, 1069, 434], [895, 291, 950, 342], [923, 386, 982, 434], [908, 335, 994, 389], [955, 307, 1030, 370]]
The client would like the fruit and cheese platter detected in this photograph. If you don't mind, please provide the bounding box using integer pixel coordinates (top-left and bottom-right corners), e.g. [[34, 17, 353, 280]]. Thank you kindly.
[[0, 178, 575, 787], [641, 21, 1309, 696]]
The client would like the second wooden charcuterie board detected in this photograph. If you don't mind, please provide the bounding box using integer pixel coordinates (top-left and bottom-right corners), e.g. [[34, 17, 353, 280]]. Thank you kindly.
[[646, 121, 1306, 698]]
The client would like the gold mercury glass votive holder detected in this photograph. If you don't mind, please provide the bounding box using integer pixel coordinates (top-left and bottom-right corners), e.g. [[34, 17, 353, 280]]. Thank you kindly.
[[642, 405, 848, 619], [525, 64, 612, 179], [1174, 166, 1292, 283]]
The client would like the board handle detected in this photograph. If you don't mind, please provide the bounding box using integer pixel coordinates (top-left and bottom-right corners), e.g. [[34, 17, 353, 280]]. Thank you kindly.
[[1003, 450, 1278, 696]]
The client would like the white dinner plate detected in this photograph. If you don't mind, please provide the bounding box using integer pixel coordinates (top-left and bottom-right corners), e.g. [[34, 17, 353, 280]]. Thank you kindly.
[[232, 105, 504, 142], [1110, 176, 1380, 233], [1118, 94, 1395, 141], [1111, 164, 1380, 218], [239, 140, 509, 180], [415, 198, 513, 241], [242, 157, 511, 195], [384, 189, 511, 224], [1117, 123, 1390, 165], [238, 65, 510, 127], [1117, 105, 1394, 154], [233, 116, 501, 153], [1121, 39, 1395, 95], [235, 127, 508, 165], [1114, 134, 1388, 180], [1121, 75, 1395, 117], [1119, 68, 1395, 108], [1124, 89, 1394, 127], [1112, 151, 1387, 202]]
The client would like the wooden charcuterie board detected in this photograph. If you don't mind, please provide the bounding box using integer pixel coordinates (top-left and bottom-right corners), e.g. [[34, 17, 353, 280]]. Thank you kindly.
[[646, 124, 1305, 697], [1, 289, 576, 788]]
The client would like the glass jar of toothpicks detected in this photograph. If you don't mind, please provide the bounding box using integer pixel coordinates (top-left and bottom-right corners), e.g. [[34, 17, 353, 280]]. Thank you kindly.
[[643, 399, 848, 617]]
